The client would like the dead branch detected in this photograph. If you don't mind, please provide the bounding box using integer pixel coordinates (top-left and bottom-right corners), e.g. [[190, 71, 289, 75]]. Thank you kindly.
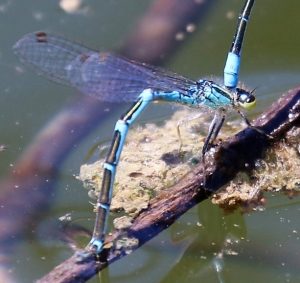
[[37, 88, 300, 283]]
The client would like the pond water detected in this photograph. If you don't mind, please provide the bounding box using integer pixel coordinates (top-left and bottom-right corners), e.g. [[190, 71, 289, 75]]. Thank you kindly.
[[0, 0, 299, 282]]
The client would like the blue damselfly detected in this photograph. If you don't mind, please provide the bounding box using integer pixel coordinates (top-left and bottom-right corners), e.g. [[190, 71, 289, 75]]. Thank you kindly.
[[14, 0, 256, 254]]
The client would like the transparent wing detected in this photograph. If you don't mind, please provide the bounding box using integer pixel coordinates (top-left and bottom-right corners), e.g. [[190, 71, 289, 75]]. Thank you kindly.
[[13, 32, 196, 102]]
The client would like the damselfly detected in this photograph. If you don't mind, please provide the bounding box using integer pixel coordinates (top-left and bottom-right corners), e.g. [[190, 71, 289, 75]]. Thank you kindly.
[[14, 0, 256, 254]]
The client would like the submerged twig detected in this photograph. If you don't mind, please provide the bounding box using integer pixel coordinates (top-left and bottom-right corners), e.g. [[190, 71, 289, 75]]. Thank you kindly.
[[122, 0, 214, 63], [37, 88, 300, 283]]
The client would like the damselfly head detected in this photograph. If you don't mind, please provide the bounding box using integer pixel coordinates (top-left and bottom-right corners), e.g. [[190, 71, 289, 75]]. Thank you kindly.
[[235, 88, 256, 110]]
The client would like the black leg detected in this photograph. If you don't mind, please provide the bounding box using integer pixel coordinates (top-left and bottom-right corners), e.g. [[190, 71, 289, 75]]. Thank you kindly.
[[202, 109, 226, 158]]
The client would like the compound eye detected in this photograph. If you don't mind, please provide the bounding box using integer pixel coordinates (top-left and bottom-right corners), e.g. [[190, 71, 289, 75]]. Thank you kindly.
[[236, 88, 256, 109]]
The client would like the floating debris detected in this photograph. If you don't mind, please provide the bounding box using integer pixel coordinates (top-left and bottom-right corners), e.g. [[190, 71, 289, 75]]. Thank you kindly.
[[78, 108, 299, 217], [212, 126, 300, 208], [79, 108, 215, 216], [59, 0, 82, 13], [115, 236, 139, 254], [113, 216, 133, 230], [0, 144, 7, 152]]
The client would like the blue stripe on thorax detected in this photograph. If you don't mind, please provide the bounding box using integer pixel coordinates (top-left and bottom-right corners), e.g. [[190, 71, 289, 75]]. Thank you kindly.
[[153, 80, 234, 109], [200, 81, 233, 109]]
